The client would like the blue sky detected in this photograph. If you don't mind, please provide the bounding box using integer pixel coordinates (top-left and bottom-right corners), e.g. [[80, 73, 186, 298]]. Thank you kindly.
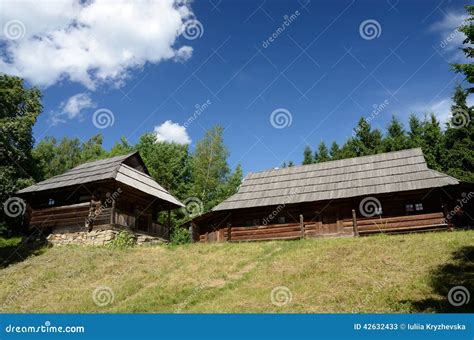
[[0, 0, 471, 175]]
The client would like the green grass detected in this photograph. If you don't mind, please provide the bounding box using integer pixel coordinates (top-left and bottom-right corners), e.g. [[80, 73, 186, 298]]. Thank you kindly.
[[0, 231, 472, 313]]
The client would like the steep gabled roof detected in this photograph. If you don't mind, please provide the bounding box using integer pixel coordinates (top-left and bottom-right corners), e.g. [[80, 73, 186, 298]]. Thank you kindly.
[[213, 148, 459, 211], [17, 152, 184, 208]]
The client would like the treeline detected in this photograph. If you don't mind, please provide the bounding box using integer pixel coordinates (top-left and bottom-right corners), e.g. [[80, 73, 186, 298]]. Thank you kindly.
[[298, 85, 473, 183], [0, 74, 242, 235]]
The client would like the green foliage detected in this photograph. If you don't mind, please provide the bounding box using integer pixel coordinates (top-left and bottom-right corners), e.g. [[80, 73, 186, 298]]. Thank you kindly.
[[107, 231, 136, 250], [0, 75, 42, 235], [189, 126, 232, 211], [443, 85, 474, 182], [137, 133, 191, 200], [315, 142, 330, 163], [33, 134, 108, 181], [383, 116, 409, 152], [329, 141, 341, 160], [302, 146, 313, 165], [452, 5, 474, 93], [169, 227, 190, 245]]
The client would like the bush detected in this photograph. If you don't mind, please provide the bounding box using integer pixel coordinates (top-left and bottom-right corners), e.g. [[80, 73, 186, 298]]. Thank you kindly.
[[170, 227, 190, 245], [107, 230, 136, 249]]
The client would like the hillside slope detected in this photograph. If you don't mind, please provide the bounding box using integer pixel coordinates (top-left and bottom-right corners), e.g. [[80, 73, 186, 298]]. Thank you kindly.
[[0, 231, 472, 313]]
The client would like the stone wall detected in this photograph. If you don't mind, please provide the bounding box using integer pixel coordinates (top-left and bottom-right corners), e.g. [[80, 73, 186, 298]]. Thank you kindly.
[[46, 224, 166, 246]]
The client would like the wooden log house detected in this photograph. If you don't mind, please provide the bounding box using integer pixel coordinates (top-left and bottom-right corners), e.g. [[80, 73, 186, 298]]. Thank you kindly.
[[16, 152, 184, 244], [189, 148, 472, 242]]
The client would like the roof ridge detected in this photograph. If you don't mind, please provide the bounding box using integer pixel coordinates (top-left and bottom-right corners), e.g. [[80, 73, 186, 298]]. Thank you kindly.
[[247, 148, 423, 178]]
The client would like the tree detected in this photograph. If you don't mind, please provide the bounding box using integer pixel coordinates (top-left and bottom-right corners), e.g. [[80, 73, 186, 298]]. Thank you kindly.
[[408, 114, 424, 149], [136, 133, 192, 200], [190, 126, 231, 211], [0, 75, 42, 235], [343, 118, 383, 157], [220, 164, 243, 199], [109, 137, 134, 156], [452, 5, 474, 93], [443, 85, 474, 182], [421, 113, 444, 170], [329, 141, 341, 160], [287, 161, 295, 167], [383, 116, 409, 152], [80, 134, 106, 162], [302, 146, 313, 165], [315, 142, 330, 163]]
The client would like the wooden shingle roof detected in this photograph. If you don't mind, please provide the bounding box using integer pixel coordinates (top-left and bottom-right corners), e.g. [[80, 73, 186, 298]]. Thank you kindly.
[[213, 148, 459, 211], [17, 152, 184, 208]]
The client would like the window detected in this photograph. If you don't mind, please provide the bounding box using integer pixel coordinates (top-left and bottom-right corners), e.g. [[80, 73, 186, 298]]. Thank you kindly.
[[277, 216, 286, 224], [405, 204, 414, 213], [48, 198, 55, 206], [252, 218, 260, 226], [415, 203, 424, 211]]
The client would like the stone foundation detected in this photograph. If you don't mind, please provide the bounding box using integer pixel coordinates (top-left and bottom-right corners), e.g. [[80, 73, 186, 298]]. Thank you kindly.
[[46, 225, 166, 246]]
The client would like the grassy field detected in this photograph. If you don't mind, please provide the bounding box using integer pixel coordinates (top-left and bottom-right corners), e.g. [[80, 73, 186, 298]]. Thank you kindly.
[[0, 231, 472, 313]]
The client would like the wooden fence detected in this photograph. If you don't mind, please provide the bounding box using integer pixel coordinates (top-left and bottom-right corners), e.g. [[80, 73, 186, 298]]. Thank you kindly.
[[198, 211, 448, 242]]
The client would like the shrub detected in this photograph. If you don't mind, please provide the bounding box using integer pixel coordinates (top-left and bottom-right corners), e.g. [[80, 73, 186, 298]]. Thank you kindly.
[[107, 230, 136, 249], [170, 227, 190, 245]]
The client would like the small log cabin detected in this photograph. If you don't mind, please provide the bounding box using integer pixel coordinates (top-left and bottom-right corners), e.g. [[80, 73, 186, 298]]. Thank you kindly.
[[189, 148, 472, 242], [16, 152, 184, 245]]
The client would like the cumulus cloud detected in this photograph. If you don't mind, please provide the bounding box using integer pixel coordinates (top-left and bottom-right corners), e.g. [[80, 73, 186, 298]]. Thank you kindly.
[[154, 120, 191, 144], [430, 11, 468, 62], [50, 93, 96, 125], [0, 0, 195, 89]]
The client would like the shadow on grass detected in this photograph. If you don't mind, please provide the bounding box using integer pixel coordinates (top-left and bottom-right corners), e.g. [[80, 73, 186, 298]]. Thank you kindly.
[[0, 229, 50, 269], [404, 246, 473, 313]]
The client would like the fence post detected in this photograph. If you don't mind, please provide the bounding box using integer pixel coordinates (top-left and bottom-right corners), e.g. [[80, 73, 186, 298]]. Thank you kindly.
[[352, 209, 359, 237], [299, 214, 305, 239]]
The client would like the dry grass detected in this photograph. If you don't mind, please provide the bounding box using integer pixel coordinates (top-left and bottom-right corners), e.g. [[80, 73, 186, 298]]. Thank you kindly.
[[0, 230, 472, 313]]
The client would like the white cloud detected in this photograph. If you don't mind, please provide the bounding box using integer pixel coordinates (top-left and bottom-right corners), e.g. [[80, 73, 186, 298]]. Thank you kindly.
[[0, 0, 195, 89], [50, 92, 96, 125], [430, 11, 468, 62], [409, 96, 474, 127], [154, 120, 191, 144]]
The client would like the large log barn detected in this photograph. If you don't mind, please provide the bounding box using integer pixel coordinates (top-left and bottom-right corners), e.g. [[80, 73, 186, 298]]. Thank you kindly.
[[189, 148, 472, 242], [16, 152, 184, 245]]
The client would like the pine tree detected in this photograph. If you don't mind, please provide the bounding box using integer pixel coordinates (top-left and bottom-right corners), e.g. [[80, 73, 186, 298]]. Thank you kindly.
[[329, 141, 341, 160], [302, 146, 313, 165], [383, 116, 409, 152], [421, 113, 444, 171], [315, 142, 330, 163], [443, 85, 474, 182], [408, 114, 424, 148]]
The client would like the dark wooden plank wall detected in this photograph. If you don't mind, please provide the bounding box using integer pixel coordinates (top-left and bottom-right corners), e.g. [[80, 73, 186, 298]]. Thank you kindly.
[[196, 190, 449, 243]]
